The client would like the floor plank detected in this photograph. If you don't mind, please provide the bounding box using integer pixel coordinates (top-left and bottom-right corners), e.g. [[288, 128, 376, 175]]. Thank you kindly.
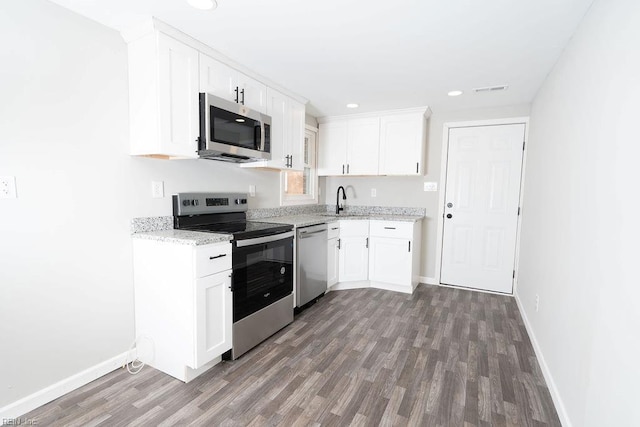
[[21, 285, 561, 426]]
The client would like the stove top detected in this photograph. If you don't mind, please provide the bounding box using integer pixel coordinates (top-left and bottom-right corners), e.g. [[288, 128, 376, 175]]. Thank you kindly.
[[172, 192, 293, 241], [181, 220, 292, 240]]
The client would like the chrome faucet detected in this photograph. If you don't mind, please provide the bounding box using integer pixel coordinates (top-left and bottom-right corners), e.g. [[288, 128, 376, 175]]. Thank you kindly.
[[336, 186, 347, 214]]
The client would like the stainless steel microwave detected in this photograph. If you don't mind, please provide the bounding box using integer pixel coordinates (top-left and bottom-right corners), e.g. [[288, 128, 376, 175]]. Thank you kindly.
[[198, 93, 271, 162]]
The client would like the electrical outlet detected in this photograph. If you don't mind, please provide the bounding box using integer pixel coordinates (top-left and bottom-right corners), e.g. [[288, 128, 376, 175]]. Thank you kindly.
[[371, 188, 377, 197], [249, 185, 256, 197], [0, 176, 17, 199], [535, 294, 540, 312], [424, 181, 438, 192], [151, 181, 164, 198]]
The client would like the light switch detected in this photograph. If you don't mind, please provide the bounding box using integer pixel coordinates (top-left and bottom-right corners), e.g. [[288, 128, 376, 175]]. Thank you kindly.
[[371, 188, 377, 197], [0, 176, 17, 199], [151, 181, 164, 198], [424, 182, 438, 192], [249, 185, 256, 197]]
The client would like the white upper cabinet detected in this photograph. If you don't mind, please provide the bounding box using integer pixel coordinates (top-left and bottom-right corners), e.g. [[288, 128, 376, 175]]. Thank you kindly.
[[318, 118, 379, 176], [379, 112, 426, 175], [124, 20, 307, 160], [237, 74, 267, 114], [199, 53, 267, 114], [128, 32, 200, 158], [318, 107, 430, 176], [318, 120, 347, 176], [243, 88, 305, 170], [199, 54, 237, 102], [347, 117, 380, 175]]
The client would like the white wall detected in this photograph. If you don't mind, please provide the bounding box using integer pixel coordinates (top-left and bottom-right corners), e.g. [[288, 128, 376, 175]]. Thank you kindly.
[[517, 0, 640, 425], [320, 104, 531, 279], [0, 0, 282, 411]]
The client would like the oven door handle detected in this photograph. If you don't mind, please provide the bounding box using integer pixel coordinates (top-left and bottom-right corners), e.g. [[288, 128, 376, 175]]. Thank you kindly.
[[235, 231, 294, 247]]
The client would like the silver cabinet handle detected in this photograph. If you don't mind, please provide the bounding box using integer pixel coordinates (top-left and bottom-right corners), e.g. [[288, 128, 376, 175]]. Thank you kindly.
[[366, 237, 369, 248], [337, 238, 341, 249], [209, 254, 227, 260], [384, 227, 396, 230]]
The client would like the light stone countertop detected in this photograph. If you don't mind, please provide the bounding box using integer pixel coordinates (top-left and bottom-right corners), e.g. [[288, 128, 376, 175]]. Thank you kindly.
[[260, 213, 424, 228], [131, 229, 232, 246]]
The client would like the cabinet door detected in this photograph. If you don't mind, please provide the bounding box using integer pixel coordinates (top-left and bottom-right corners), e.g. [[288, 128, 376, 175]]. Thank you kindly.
[[318, 121, 348, 176], [346, 117, 380, 175], [194, 271, 232, 368], [288, 99, 306, 171], [368, 237, 412, 286], [327, 237, 340, 287], [264, 88, 290, 169], [237, 74, 267, 114], [199, 54, 238, 102], [379, 113, 425, 175], [157, 33, 199, 158], [338, 236, 369, 282]]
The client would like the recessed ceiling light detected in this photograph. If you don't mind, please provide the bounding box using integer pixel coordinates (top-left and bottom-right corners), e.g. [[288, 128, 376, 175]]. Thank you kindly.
[[187, 0, 217, 10], [448, 90, 463, 97], [346, 103, 359, 108]]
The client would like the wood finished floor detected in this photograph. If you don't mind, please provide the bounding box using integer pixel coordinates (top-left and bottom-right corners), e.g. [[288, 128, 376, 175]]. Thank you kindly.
[[22, 285, 560, 426]]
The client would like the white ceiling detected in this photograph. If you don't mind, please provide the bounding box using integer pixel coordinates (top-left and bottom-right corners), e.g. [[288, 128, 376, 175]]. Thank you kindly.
[[48, 0, 594, 117]]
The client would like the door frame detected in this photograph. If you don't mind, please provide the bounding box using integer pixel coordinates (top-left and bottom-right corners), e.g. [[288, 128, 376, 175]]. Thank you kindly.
[[434, 117, 530, 295]]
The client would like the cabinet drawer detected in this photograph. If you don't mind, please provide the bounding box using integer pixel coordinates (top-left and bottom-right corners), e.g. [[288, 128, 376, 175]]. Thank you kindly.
[[195, 243, 232, 278], [327, 222, 340, 239], [369, 220, 413, 239], [339, 220, 369, 237]]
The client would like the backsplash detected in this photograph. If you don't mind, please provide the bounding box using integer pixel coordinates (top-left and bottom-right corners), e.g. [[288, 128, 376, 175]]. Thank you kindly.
[[131, 216, 173, 233], [132, 204, 425, 233], [246, 204, 325, 219]]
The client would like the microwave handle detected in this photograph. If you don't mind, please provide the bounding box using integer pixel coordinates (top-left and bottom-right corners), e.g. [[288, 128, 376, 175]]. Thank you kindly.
[[201, 93, 211, 148], [259, 121, 266, 152]]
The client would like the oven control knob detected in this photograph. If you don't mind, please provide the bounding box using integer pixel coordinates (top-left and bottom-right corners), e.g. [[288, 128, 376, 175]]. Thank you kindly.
[[182, 200, 189, 207], [235, 198, 247, 205]]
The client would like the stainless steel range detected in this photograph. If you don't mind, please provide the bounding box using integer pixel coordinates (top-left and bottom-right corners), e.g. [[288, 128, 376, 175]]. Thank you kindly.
[[173, 192, 294, 359]]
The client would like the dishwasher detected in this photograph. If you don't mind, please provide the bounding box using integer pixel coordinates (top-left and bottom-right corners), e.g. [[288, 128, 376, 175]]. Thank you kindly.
[[296, 223, 328, 308]]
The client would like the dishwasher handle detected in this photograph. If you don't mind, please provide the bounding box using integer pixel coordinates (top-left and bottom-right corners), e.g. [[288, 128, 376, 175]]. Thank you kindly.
[[298, 229, 327, 238]]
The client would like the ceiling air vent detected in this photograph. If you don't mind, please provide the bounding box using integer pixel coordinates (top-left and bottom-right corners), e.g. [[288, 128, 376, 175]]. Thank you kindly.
[[474, 85, 509, 93]]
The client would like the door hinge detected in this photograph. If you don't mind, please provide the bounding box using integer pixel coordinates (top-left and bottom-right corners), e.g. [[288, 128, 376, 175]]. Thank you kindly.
[[523, 140, 526, 150], [518, 207, 521, 216], [513, 270, 516, 278]]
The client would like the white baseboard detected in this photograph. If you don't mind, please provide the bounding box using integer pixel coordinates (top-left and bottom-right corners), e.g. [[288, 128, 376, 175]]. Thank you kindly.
[[514, 292, 571, 427], [419, 276, 438, 285], [0, 350, 134, 420]]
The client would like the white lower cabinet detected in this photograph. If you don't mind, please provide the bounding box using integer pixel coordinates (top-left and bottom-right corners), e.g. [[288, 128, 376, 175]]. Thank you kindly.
[[337, 221, 369, 284], [327, 222, 340, 288], [195, 271, 232, 368], [133, 239, 232, 382], [330, 219, 421, 294]]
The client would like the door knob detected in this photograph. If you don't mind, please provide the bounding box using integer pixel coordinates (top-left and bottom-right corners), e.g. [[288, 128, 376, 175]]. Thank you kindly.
[[446, 214, 453, 219], [447, 202, 453, 208]]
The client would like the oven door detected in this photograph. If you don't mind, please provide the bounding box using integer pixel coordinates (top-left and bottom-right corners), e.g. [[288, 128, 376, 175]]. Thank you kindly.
[[232, 232, 294, 322]]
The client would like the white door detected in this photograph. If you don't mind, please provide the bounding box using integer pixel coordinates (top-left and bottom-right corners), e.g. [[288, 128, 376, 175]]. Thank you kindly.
[[440, 124, 525, 293], [194, 271, 232, 368]]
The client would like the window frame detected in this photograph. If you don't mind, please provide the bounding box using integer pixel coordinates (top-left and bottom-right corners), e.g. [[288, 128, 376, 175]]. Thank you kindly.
[[280, 125, 318, 206]]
